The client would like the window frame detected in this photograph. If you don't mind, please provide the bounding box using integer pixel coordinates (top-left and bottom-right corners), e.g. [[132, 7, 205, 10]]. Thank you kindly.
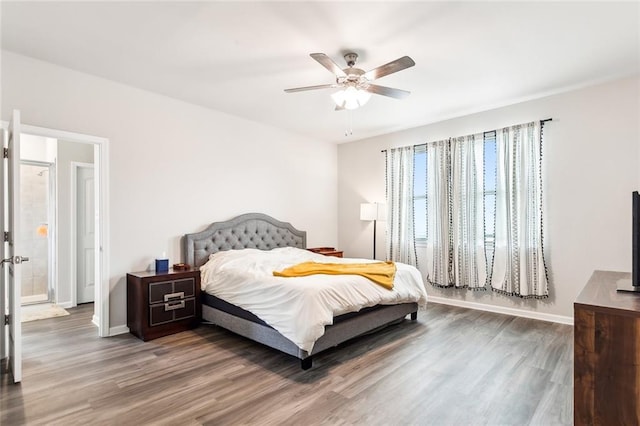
[[412, 137, 497, 248], [413, 145, 428, 245]]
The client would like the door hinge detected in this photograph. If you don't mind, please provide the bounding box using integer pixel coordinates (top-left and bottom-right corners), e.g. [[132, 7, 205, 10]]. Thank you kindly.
[[4, 314, 9, 326], [3, 232, 8, 242], [3, 148, 7, 159]]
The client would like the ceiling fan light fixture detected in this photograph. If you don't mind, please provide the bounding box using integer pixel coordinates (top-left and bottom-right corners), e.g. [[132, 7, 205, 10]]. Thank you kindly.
[[285, 52, 415, 114], [331, 86, 372, 110]]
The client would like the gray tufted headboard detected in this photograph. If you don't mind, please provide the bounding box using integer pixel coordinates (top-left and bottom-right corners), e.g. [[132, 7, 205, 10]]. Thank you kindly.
[[184, 213, 307, 268]]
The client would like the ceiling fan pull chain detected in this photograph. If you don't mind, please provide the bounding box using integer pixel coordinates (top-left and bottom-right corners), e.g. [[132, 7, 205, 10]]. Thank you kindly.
[[350, 110, 353, 136], [345, 110, 353, 136]]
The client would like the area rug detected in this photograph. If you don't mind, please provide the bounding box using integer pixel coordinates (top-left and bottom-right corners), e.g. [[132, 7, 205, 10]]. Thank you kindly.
[[21, 304, 70, 322]]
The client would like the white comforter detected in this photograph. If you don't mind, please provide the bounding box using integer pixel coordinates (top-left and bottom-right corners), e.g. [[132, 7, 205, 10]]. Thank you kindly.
[[199, 247, 428, 352]]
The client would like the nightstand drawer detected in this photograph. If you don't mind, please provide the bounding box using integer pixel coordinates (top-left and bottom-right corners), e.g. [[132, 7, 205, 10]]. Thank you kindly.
[[148, 278, 195, 304], [149, 297, 196, 326]]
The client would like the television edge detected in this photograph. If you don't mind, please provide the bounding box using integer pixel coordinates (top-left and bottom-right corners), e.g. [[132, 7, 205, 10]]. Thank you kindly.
[[617, 191, 640, 292]]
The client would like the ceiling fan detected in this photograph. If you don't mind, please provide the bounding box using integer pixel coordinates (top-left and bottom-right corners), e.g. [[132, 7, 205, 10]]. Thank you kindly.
[[285, 52, 415, 110]]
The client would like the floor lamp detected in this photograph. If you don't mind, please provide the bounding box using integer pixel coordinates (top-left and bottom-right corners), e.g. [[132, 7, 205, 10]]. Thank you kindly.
[[360, 203, 385, 259]]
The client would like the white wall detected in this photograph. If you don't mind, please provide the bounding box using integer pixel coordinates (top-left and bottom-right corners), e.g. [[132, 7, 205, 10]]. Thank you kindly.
[[338, 76, 640, 318], [2, 51, 338, 330]]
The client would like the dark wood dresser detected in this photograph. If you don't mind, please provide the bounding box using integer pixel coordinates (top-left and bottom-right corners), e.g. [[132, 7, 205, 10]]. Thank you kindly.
[[574, 270, 640, 425], [127, 268, 201, 341]]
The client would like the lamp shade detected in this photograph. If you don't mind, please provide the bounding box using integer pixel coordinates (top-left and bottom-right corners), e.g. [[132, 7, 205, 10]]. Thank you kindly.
[[375, 203, 387, 221], [360, 203, 378, 221]]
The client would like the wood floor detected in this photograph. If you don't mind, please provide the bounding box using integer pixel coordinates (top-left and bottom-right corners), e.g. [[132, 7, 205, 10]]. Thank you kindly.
[[1, 303, 573, 425]]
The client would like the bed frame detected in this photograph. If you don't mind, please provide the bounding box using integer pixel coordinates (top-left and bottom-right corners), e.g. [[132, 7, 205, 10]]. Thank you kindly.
[[184, 212, 418, 370]]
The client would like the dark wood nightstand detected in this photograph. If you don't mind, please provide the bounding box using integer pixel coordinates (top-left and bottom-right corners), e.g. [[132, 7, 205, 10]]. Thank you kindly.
[[127, 268, 201, 341], [307, 247, 344, 258]]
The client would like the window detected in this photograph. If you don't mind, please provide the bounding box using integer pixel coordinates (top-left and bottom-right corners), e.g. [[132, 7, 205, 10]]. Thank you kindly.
[[483, 132, 496, 247], [413, 147, 427, 241], [396, 120, 548, 296], [413, 135, 497, 246]]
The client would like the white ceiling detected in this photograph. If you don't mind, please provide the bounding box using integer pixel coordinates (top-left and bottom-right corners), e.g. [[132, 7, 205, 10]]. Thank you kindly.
[[2, 2, 639, 143]]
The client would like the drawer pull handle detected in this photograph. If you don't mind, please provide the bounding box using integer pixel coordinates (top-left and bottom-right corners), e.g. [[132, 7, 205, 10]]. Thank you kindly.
[[165, 300, 185, 311], [164, 292, 184, 302]]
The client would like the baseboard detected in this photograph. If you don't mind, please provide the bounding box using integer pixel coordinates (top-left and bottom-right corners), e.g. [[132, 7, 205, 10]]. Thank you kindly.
[[21, 294, 49, 304], [109, 325, 130, 336], [92, 315, 100, 328], [427, 296, 574, 325], [57, 301, 73, 309]]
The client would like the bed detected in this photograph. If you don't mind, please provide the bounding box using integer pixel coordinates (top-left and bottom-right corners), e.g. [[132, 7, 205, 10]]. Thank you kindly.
[[184, 212, 427, 369]]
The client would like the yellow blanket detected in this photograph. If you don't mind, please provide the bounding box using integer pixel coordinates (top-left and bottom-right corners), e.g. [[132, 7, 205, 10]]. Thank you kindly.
[[273, 261, 396, 289]]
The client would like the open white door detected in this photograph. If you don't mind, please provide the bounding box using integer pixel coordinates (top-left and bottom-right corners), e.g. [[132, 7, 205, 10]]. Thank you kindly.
[[77, 165, 95, 304], [6, 110, 24, 383], [0, 127, 5, 373]]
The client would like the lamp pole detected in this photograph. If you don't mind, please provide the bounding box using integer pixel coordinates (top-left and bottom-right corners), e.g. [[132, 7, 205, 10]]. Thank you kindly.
[[372, 219, 377, 260]]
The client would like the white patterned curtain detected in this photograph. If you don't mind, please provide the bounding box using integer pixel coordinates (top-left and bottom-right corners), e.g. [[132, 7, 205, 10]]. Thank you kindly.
[[424, 136, 487, 289], [385, 146, 418, 266], [424, 139, 452, 286], [451, 134, 487, 289], [491, 122, 549, 297]]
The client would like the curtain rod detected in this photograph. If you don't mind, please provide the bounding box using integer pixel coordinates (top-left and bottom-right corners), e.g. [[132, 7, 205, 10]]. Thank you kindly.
[[380, 118, 553, 153]]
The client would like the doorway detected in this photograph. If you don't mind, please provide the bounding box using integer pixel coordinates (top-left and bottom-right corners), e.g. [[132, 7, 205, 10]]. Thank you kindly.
[[1, 113, 109, 384], [8, 123, 109, 337], [19, 161, 55, 306], [18, 135, 98, 313]]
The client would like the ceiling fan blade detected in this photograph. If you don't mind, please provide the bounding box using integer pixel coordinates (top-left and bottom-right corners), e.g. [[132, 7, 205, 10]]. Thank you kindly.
[[364, 56, 415, 81], [284, 83, 338, 93], [364, 84, 411, 99], [310, 53, 347, 77]]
